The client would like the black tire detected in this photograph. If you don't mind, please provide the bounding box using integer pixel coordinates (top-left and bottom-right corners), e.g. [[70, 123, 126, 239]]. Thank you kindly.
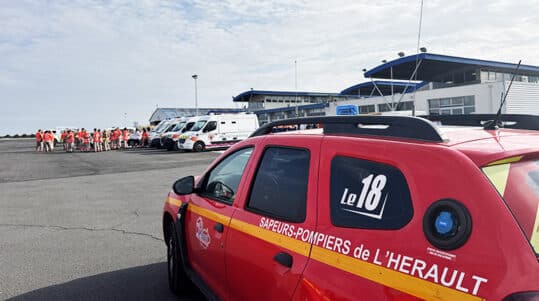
[[193, 141, 205, 152], [167, 222, 189, 294]]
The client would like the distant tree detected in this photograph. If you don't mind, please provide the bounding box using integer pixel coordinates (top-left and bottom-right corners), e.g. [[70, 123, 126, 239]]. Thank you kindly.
[[21, 134, 28, 138], [13, 134, 19, 138]]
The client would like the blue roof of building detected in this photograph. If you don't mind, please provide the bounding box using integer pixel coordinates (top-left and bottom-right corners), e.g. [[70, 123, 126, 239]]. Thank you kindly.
[[364, 53, 539, 81], [233, 90, 341, 102], [252, 102, 329, 114], [339, 80, 428, 96]]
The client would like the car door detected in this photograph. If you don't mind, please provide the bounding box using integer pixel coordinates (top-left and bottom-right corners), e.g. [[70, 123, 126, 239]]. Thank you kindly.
[[184, 146, 255, 299], [291, 136, 424, 300], [225, 136, 321, 301]]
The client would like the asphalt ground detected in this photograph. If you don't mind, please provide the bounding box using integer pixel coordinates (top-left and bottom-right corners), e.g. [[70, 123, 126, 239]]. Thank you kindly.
[[0, 139, 219, 300]]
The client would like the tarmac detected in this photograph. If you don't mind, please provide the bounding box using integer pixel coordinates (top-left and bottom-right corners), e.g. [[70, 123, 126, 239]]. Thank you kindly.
[[0, 138, 219, 300]]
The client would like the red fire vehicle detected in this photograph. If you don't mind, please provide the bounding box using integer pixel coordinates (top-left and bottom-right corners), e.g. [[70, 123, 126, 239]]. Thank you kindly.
[[162, 115, 539, 301]]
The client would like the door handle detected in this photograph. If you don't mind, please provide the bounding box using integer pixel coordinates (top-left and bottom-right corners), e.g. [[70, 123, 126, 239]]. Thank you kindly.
[[214, 222, 224, 233], [273, 252, 293, 268]]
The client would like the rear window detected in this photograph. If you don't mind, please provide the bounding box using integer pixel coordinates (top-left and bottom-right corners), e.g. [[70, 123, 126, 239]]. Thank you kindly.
[[483, 158, 539, 255]]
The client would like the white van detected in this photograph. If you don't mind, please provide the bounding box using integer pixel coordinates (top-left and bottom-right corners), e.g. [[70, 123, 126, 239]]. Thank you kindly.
[[178, 113, 259, 152], [160, 116, 199, 150]]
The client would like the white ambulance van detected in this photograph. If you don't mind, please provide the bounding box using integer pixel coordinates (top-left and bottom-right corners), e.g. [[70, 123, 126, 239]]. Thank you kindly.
[[178, 113, 259, 152]]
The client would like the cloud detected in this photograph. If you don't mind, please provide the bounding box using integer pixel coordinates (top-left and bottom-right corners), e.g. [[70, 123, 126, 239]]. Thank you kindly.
[[0, 0, 538, 134]]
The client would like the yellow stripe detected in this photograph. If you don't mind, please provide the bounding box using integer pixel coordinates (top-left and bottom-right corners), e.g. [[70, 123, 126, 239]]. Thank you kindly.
[[186, 202, 483, 300], [188, 203, 230, 225], [482, 164, 511, 195], [531, 203, 539, 253], [487, 155, 523, 166], [311, 246, 483, 301], [166, 196, 182, 207], [229, 218, 311, 257], [188, 202, 310, 256]]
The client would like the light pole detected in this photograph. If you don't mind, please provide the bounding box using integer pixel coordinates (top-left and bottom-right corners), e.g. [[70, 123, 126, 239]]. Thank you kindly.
[[294, 60, 298, 117], [192, 74, 198, 116]]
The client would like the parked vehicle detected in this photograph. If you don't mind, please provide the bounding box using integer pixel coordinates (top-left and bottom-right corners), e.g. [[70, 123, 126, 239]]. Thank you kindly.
[[128, 130, 141, 147], [150, 119, 176, 148], [177, 113, 259, 152], [162, 117, 199, 151], [163, 115, 539, 300]]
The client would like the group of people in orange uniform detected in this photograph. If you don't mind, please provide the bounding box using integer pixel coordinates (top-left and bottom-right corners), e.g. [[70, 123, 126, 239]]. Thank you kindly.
[[34, 130, 55, 152], [35, 127, 147, 153]]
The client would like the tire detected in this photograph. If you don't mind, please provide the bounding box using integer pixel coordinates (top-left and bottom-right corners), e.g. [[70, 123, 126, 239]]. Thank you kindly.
[[193, 141, 205, 152], [167, 222, 189, 294]]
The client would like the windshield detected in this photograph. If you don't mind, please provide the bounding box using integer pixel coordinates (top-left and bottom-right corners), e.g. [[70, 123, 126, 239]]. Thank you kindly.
[[190, 120, 208, 132], [154, 121, 169, 132], [163, 123, 176, 133], [172, 122, 186, 132], [482, 158, 539, 255], [182, 122, 195, 132]]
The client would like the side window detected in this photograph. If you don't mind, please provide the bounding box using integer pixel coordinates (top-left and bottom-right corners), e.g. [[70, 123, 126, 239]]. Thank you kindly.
[[201, 147, 253, 204], [330, 156, 413, 229], [203, 121, 217, 133], [247, 147, 310, 222]]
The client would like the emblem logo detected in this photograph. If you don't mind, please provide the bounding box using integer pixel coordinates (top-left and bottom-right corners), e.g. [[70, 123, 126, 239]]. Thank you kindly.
[[195, 217, 210, 249]]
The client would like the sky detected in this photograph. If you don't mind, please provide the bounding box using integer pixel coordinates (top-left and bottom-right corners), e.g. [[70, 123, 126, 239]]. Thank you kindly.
[[1, 0, 539, 135]]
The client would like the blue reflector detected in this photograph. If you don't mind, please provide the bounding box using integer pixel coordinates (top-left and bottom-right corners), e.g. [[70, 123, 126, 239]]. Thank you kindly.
[[435, 211, 454, 235]]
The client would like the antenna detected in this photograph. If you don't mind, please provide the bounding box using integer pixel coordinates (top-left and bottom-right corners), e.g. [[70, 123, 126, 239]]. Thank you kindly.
[[484, 60, 522, 130]]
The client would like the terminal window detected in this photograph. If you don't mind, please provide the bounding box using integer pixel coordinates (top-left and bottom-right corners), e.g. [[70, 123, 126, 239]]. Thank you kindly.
[[428, 96, 475, 115], [378, 101, 414, 112]]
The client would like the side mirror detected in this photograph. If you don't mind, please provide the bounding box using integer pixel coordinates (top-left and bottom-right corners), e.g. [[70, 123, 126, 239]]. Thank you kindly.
[[173, 176, 195, 195]]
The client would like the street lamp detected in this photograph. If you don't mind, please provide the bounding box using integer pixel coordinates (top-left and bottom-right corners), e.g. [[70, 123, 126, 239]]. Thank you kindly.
[[192, 74, 198, 116]]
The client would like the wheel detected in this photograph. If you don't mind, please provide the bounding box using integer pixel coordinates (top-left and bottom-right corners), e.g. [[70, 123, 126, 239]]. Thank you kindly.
[[193, 141, 205, 152], [167, 222, 189, 294]]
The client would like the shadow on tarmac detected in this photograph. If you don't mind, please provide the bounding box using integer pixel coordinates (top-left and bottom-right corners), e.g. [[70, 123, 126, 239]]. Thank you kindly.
[[8, 262, 205, 301]]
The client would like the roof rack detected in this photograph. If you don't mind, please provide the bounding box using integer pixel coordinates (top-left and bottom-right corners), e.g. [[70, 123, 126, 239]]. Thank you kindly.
[[421, 114, 539, 131], [250, 116, 444, 142]]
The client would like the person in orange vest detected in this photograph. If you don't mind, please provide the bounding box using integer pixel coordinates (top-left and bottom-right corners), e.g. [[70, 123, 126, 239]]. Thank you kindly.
[[60, 130, 67, 151], [110, 129, 116, 150], [35, 129, 43, 152], [114, 127, 122, 150], [122, 128, 129, 149], [93, 128, 102, 152], [43, 130, 53, 152], [76, 128, 84, 150], [66, 130, 75, 152], [141, 128, 149, 147], [81, 129, 90, 152]]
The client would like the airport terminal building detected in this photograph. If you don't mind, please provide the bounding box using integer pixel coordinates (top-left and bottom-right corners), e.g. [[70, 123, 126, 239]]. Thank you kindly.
[[232, 90, 353, 124], [233, 53, 539, 123]]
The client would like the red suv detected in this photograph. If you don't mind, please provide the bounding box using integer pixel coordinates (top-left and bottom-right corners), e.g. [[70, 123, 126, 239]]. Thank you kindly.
[[162, 115, 539, 301]]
